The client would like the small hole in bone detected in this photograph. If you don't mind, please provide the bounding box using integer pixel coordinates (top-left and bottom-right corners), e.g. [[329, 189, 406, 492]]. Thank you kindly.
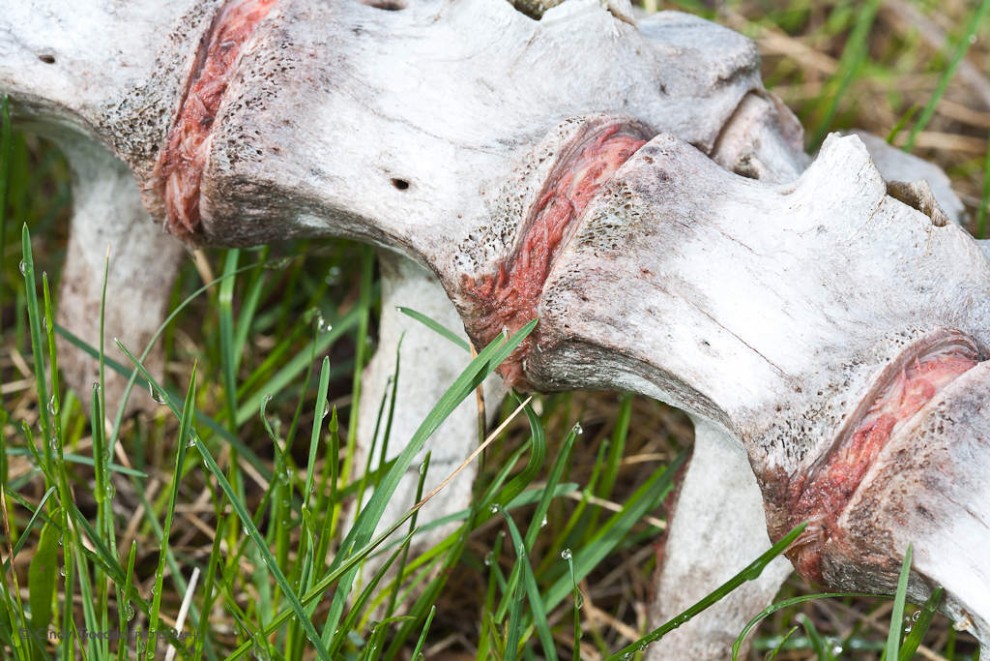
[[363, 0, 407, 9], [391, 178, 410, 191], [38, 53, 56, 64]]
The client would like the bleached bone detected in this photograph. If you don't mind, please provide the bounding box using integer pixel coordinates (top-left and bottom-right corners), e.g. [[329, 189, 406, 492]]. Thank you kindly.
[[52, 133, 185, 416], [642, 131, 976, 656], [351, 251, 505, 580], [4, 1, 989, 657], [648, 419, 792, 659]]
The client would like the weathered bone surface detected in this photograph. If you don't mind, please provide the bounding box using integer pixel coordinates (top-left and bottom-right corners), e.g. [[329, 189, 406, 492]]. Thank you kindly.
[[4, 0, 990, 657], [648, 419, 792, 660], [351, 251, 505, 579], [52, 133, 186, 416]]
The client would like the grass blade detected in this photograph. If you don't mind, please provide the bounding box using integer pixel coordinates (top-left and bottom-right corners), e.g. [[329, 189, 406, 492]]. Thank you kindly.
[[732, 591, 882, 659], [397, 306, 470, 351], [146, 364, 197, 660], [321, 321, 537, 640], [27, 514, 59, 636], [883, 544, 913, 661], [904, 0, 990, 151], [900, 587, 943, 660], [608, 522, 807, 660]]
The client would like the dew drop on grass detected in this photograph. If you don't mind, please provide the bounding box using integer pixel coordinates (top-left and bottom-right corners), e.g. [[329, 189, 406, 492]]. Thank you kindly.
[[148, 383, 166, 404], [48, 395, 58, 416], [315, 312, 333, 334], [186, 435, 196, 448], [59, 567, 66, 577], [321, 399, 330, 419], [18, 260, 27, 276], [265, 257, 291, 270], [252, 638, 272, 661], [41, 315, 48, 332], [489, 504, 500, 514], [560, 549, 572, 560], [484, 552, 492, 567], [540, 514, 548, 528], [125, 604, 136, 622], [105, 482, 115, 499], [573, 422, 583, 435]]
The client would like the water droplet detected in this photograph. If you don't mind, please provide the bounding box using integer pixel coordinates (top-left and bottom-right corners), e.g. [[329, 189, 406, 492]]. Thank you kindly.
[[186, 435, 196, 448], [573, 422, 583, 435], [41, 315, 49, 332], [325, 266, 342, 286], [48, 395, 58, 416], [148, 383, 166, 404], [279, 469, 291, 485], [125, 604, 135, 621], [419, 460, 428, 476], [59, 567, 66, 577], [912, 611, 921, 622], [313, 312, 333, 333], [105, 482, 116, 498], [540, 514, 548, 528], [560, 549, 572, 560], [831, 644, 843, 655], [321, 400, 330, 419], [92, 383, 101, 395], [265, 258, 291, 270], [48, 437, 58, 453], [484, 552, 493, 567], [251, 637, 272, 661], [18, 260, 27, 276], [489, 504, 500, 514]]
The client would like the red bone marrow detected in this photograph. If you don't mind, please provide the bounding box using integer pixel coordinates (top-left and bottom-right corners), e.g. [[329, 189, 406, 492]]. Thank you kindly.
[[462, 123, 647, 388], [155, 0, 276, 237], [785, 332, 982, 582]]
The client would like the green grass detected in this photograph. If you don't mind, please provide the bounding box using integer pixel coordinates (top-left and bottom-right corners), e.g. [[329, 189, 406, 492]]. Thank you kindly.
[[2, 0, 988, 658]]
